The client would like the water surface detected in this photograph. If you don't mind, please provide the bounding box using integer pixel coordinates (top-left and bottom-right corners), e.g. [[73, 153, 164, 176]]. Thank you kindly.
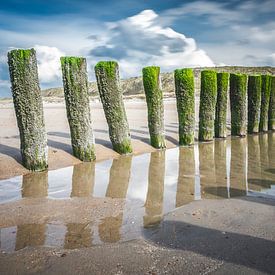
[[0, 133, 274, 252]]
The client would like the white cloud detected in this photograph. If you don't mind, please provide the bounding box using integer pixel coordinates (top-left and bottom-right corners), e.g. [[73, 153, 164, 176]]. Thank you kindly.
[[34, 45, 65, 83], [88, 10, 214, 78]]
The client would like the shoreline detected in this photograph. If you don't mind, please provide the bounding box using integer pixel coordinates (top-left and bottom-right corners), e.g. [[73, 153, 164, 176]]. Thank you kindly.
[[0, 99, 180, 180]]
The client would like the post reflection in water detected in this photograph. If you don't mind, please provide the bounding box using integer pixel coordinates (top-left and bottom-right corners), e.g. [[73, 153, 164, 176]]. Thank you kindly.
[[98, 155, 132, 243], [143, 151, 165, 228], [15, 224, 46, 251], [22, 171, 48, 198], [214, 139, 228, 198], [230, 137, 247, 197], [199, 142, 216, 199], [1, 134, 275, 253], [176, 147, 195, 207], [106, 155, 132, 199], [268, 132, 275, 173], [247, 135, 262, 191], [64, 223, 92, 249], [71, 162, 95, 197], [247, 133, 275, 192]]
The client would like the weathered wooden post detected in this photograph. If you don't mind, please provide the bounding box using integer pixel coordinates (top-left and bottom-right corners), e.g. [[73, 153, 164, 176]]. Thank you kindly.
[[95, 61, 132, 154], [215, 72, 229, 138], [269, 76, 275, 131], [229, 73, 248, 136], [247, 75, 262, 133], [7, 48, 48, 171], [61, 57, 96, 161], [259, 75, 271, 132], [199, 70, 217, 141], [174, 68, 195, 145], [142, 66, 166, 149]]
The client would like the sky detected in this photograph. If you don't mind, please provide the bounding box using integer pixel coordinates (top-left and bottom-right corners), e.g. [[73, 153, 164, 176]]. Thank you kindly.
[[0, 0, 275, 97]]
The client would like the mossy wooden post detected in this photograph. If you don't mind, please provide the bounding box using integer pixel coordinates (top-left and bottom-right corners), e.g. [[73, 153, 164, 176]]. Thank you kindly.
[[95, 61, 132, 154], [7, 48, 48, 171], [199, 70, 217, 141], [260, 75, 271, 132], [215, 72, 229, 138], [247, 75, 262, 133], [229, 73, 248, 136], [174, 68, 195, 145], [61, 57, 96, 161], [142, 66, 166, 149], [269, 76, 275, 130]]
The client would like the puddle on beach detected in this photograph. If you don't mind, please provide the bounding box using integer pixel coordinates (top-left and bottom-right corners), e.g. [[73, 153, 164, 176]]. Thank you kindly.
[[0, 133, 274, 252]]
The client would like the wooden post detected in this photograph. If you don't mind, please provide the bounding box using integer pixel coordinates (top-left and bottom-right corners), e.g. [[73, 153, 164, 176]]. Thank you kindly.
[[229, 73, 248, 136], [174, 68, 195, 145], [7, 48, 48, 171], [95, 61, 132, 154], [269, 76, 275, 131], [199, 70, 217, 141], [61, 57, 96, 161], [142, 66, 166, 149], [247, 75, 262, 133], [259, 75, 271, 132], [215, 72, 229, 138]]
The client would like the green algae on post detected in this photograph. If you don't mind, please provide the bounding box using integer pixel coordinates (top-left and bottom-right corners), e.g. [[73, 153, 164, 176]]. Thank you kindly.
[[229, 73, 248, 136], [215, 72, 229, 138], [7, 48, 48, 171], [247, 75, 262, 134], [95, 61, 132, 154], [260, 75, 271, 132], [142, 66, 166, 149], [199, 70, 217, 141], [269, 76, 275, 131], [174, 68, 195, 145], [61, 56, 96, 161]]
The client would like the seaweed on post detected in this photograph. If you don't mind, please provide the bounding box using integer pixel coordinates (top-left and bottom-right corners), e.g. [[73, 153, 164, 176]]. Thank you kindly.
[[174, 68, 195, 145], [7, 48, 48, 171], [61, 56, 96, 161], [95, 61, 132, 154], [229, 73, 248, 136], [199, 70, 217, 141], [142, 66, 166, 149], [247, 75, 261, 133], [269, 76, 275, 131], [215, 72, 229, 138]]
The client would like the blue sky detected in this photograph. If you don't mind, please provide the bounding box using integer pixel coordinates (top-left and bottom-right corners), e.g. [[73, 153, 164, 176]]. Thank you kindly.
[[0, 0, 275, 97]]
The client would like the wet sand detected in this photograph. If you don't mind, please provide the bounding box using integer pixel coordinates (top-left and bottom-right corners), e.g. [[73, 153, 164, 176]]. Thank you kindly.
[[0, 197, 274, 274]]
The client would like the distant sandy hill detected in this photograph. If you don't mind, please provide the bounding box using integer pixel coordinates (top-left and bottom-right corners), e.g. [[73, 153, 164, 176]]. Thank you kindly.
[[41, 66, 275, 99]]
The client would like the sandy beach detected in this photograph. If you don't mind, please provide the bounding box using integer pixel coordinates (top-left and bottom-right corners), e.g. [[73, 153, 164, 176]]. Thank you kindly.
[[0, 99, 183, 180], [0, 98, 275, 274]]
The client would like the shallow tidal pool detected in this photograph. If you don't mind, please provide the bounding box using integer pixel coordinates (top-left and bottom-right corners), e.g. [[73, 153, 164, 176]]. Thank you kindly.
[[0, 133, 274, 252]]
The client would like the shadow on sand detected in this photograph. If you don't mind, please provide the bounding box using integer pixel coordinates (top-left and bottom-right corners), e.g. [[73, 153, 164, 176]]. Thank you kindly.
[[144, 220, 275, 274]]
